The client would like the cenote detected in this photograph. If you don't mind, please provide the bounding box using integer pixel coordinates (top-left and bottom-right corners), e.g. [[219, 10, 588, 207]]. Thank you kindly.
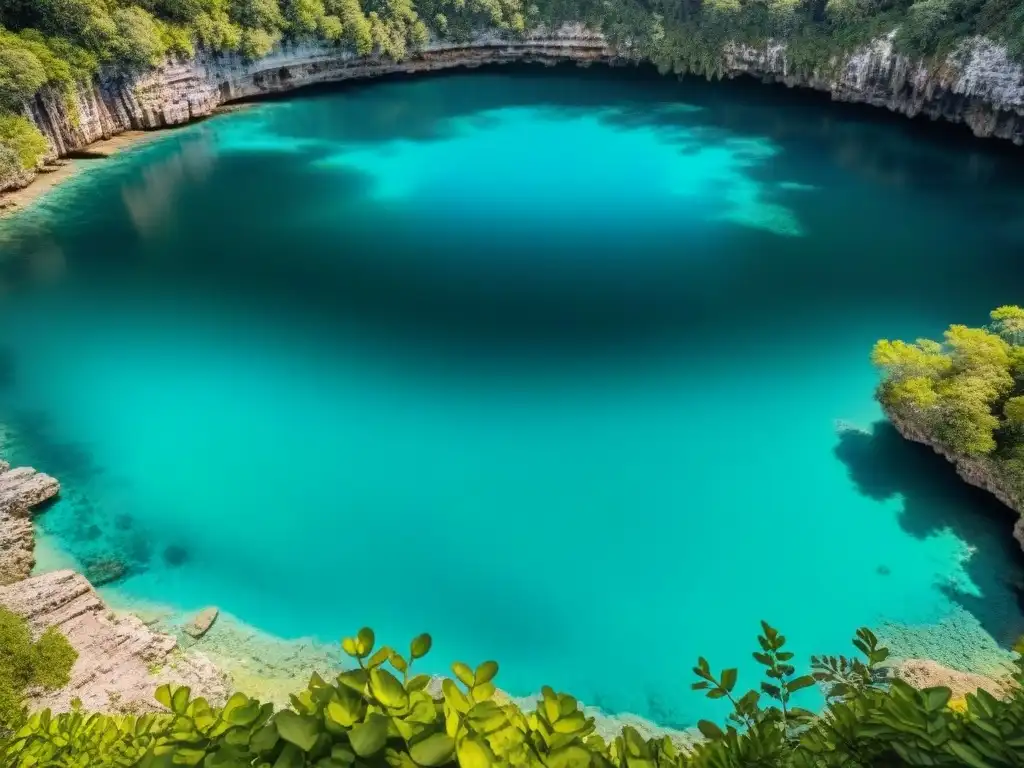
[[3, 64, 1024, 728]]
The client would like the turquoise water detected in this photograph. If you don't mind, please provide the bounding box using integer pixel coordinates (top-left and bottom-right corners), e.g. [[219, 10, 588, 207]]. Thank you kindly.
[[3, 66, 1024, 726]]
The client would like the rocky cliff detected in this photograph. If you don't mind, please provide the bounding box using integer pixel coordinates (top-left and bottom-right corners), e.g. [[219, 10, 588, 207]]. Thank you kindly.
[[0, 458, 228, 713], [0, 569, 229, 712], [722, 34, 1024, 145], [883, 404, 1024, 551], [21, 25, 615, 169], [9, 25, 1024, 193], [0, 462, 59, 584]]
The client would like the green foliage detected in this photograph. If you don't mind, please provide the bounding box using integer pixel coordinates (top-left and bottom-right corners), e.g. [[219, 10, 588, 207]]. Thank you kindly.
[[0, 114, 48, 183], [873, 307, 1024, 457], [0, 607, 77, 735], [5, 624, 1024, 767]]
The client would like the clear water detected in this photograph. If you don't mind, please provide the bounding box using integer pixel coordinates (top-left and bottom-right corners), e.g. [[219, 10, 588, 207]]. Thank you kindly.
[[3, 66, 1024, 727]]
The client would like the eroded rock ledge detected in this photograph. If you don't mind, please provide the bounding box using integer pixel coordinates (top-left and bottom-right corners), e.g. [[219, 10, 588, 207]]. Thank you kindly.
[[0, 461, 228, 713], [0, 462, 59, 584], [883, 404, 1024, 551], [0, 569, 229, 713], [8, 24, 1024, 194]]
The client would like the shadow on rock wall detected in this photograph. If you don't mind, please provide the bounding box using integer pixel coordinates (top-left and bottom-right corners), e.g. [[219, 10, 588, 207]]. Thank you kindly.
[[835, 420, 1024, 651]]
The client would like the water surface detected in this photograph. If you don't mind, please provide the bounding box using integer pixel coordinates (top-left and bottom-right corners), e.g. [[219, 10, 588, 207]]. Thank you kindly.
[[3, 66, 1024, 726]]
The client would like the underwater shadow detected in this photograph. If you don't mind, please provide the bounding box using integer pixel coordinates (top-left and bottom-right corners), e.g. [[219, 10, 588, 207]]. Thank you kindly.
[[835, 420, 1024, 648]]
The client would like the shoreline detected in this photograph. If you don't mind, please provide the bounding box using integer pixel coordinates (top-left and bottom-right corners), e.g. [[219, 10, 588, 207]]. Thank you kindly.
[[0, 104, 257, 218], [0, 457, 1018, 731], [0, 131, 169, 218]]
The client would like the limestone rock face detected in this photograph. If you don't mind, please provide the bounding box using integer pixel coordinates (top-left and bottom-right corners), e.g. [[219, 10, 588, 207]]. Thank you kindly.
[[0, 569, 229, 713], [722, 34, 1024, 144], [0, 464, 59, 584], [11, 24, 612, 191], [12, 24, 1023, 193], [883, 404, 1024, 552], [7, 23, 1024, 195]]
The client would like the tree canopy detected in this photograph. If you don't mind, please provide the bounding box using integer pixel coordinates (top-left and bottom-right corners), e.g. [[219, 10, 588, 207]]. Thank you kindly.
[[874, 306, 1024, 488]]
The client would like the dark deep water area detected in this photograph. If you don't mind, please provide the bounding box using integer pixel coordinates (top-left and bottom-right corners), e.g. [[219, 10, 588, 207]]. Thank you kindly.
[[3, 64, 1024, 726]]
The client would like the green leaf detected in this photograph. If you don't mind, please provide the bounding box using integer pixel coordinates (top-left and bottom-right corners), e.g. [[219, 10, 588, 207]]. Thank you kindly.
[[368, 647, 392, 669], [720, 668, 737, 693], [250, 723, 280, 753], [273, 743, 305, 768], [922, 687, 952, 712], [155, 685, 172, 709], [451, 662, 475, 687], [456, 735, 495, 768], [788, 676, 816, 692], [337, 669, 369, 693], [275, 710, 320, 752], [327, 691, 364, 728], [948, 741, 996, 768], [411, 634, 432, 659], [409, 732, 455, 766], [371, 668, 410, 710], [332, 745, 357, 764], [171, 686, 191, 714], [357, 628, 376, 657], [407, 674, 431, 692], [442, 679, 470, 713], [342, 637, 360, 658], [390, 653, 408, 674], [349, 713, 388, 757], [696, 720, 724, 740], [474, 661, 498, 686]]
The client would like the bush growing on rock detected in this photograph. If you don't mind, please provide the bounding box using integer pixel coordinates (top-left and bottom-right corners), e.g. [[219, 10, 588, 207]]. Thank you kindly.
[[873, 305, 1024, 495], [0, 607, 76, 735], [4, 622, 1024, 767]]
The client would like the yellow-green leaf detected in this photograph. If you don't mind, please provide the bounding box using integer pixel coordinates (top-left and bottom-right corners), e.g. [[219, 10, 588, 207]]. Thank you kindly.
[[452, 662, 474, 687], [442, 679, 470, 713], [349, 713, 388, 757], [154, 685, 172, 710], [456, 735, 495, 768], [371, 668, 410, 710], [474, 662, 498, 686], [274, 711, 320, 752], [357, 628, 376, 657], [411, 634, 432, 659], [410, 732, 455, 766]]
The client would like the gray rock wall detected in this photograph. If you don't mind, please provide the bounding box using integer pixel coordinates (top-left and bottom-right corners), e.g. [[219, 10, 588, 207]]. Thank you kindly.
[[7, 26, 1024, 192]]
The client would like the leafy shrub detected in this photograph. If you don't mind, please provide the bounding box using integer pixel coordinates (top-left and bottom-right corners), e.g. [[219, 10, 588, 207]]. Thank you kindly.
[[4, 623, 1024, 767], [0, 114, 48, 172], [0, 607, 77, 735], [873, 306, 1024, 457]]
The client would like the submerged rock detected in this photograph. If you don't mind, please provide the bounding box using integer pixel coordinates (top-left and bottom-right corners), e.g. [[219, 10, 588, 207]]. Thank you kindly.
[[0, 569, 228, 713], [184, 607, 219, 639], [0, 464, 59, 584], [82, 556, 129, 586]]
